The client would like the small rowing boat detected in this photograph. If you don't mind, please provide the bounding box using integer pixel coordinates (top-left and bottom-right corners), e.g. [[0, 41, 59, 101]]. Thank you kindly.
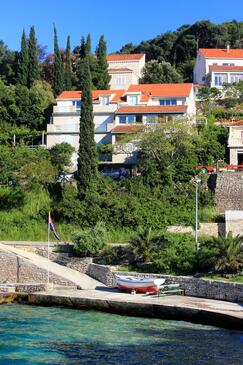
[[115, 274, 165, 293]]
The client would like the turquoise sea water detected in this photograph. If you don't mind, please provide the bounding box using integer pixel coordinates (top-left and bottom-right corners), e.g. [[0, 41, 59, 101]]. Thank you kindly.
[[0, 304, 242, 365]]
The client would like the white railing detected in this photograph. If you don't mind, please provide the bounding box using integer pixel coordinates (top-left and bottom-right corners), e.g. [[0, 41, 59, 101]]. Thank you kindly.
[[228, 138, 243, 147], [113, 142, 139, 154]]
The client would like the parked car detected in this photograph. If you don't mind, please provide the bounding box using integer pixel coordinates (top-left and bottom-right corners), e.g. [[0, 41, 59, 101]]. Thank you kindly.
[[101, 167, 129, 180]]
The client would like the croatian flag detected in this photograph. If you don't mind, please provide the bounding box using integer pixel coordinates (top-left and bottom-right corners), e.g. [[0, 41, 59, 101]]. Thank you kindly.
[[49, 214, 60, 241]]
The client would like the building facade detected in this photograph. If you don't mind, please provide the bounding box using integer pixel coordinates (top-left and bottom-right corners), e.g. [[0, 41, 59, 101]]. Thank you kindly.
[[107, 54, 145, 89], [228, 120, 243, 165], [46, 83, 196, 169], [193, 47, 243, 88]]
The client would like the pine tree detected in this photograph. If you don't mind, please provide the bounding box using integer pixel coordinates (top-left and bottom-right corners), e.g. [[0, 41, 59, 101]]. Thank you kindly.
[[95, 35, 111, 89], [53, 25, 64, 96], [18, 30, 29, 86], [65, 35, 72, 90], [28, 26, 39, 87], [77, 56, 97, 196]]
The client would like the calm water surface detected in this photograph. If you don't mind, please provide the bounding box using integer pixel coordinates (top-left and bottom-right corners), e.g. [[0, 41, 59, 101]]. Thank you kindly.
[[0, 304, 242, 365]]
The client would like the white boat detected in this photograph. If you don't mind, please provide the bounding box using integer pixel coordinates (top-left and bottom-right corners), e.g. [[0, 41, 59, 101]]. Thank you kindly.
[[115, 274, 165, 293]]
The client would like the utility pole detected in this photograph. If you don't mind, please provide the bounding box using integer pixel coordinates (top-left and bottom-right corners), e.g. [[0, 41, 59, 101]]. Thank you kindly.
[[195, 178, 201, 251]]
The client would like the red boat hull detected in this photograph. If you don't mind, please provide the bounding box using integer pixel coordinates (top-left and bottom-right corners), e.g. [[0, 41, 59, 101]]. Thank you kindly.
[[117, 283, 158, 293]]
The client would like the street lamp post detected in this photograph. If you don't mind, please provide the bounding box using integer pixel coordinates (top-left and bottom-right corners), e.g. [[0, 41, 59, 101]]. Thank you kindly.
[[195, 178, 201, 251]]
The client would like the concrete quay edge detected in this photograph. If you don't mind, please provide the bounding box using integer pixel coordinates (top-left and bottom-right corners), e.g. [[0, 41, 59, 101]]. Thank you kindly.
[[4, 289, 242, 331]]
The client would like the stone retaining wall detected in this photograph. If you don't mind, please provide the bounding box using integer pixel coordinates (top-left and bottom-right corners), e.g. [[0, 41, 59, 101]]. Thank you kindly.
[[86, 264, 243, 302], [0, 250, 74, 286], [167, 223, 225, 237]]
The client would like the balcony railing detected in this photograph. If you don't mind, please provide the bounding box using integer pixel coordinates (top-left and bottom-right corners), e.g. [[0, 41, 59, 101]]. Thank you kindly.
[[228, 138, 243, 147]]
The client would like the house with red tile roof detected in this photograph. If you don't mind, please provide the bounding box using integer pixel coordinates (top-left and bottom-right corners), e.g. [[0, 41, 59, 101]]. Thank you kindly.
[[107, 53, 145, 89], [193, 46, 243, 88], [46, 82, 196, 168]]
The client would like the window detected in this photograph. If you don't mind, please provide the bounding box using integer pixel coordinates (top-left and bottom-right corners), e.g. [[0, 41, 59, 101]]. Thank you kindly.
[[230, 73, 243, 83], [72, 100, 81, 111], [214, 73, 227, 86], [127, 115, 135, 123], [101, 96, 109, 105], [119, 116, 126, 124], [116, 77, 125, 85], [128, 96, 138, 105], [212, 63, 218, 65], [222, 63, 235, 66], [159, 99, 177, 106], [119, 115, 136, 124]]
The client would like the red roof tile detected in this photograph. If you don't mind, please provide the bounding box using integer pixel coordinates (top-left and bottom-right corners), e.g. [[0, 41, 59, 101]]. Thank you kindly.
[[227, 119, 243, 126], [111, 125, 143, 133], [126, 83, 193, 97], [209, 65, 243, 71], [107, 53, 145, 61], [108, 68, 133, 73], [199, 48, 243, 59], [57, 90, 125, 102], [116, 105, 187, 114]]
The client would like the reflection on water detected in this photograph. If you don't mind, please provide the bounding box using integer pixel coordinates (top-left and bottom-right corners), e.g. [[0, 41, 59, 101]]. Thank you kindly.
[[0, 304, 242, 364]]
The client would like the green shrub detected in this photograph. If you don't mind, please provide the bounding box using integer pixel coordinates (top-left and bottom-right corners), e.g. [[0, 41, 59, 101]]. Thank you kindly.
[[152, 233, 197, 275], [0, 187, 26, 210], [73, 221, 108, 256]]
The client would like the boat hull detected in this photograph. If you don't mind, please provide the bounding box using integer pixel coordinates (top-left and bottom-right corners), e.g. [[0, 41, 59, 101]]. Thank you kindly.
[[117, 283, 158, 293], [115, 275, 165, 293]]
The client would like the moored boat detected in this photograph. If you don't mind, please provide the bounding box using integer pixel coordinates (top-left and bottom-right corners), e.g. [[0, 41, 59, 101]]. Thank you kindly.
[[115, 274, 165, 293]]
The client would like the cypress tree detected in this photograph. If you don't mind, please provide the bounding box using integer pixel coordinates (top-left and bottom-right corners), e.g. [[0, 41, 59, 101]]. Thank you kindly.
[[95, 35, 111, 89], [65, 35, 72, 90], [18, 30, 29, 86], [86, 34, 91, 56], [28, 26, 39, 87], [77, 56, 97, 196], [53, 25, 64, 96], [80, 36, 86, 58]]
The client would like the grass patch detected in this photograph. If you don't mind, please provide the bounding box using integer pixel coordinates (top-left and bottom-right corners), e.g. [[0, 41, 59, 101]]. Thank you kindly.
[[107, 227, 134, 243], [202, 275, 243, 283]]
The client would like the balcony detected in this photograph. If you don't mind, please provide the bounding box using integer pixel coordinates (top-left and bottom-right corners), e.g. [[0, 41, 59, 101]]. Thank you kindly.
[[228, 137, 243, 147]]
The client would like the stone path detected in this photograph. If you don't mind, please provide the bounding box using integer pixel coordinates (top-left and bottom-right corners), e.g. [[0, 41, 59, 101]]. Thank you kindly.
[[0, 243, 102, 290]]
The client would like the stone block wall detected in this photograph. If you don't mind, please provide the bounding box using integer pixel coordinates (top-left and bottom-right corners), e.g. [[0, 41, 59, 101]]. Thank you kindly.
[[86, 264, 243, 302], [215, 171, 243, 213], [0, 250, 74, 286], [167, 223, 225, 237]]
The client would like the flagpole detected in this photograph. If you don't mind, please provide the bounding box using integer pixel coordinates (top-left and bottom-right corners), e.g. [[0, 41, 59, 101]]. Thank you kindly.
[[47, 211, 50, 286]]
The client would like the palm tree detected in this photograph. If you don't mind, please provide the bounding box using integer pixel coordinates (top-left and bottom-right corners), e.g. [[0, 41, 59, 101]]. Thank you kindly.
[[129, 228, 159, 263], [199, 231, 243, 274]]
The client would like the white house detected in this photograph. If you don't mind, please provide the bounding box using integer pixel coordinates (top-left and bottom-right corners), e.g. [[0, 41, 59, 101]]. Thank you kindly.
[[228, 120, 243, 165], [46, 83, 196, 168], [193, 47, 243, 88], [107, 54, 145, 89]]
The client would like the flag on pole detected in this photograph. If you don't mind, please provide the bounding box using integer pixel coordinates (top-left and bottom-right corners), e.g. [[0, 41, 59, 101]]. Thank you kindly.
[[49, 214, 60, 241]]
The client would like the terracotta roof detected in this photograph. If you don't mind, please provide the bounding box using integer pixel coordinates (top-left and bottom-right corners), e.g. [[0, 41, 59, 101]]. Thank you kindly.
[[227, 119, 243, 126], [116, 105, 187, 114], [126, 83, 193, 97], [57, 90, 125, 102], [57, 90, 81, 99], [209, 65, 243, 71], [108, 68, 133, 73], [107, 53, 145, 61], [111, 125, 143, 133], [199, 48, 243, 59]]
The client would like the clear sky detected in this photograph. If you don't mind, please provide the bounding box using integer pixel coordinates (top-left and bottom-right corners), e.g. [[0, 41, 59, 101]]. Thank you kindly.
[[1, 0, 242, 54]]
